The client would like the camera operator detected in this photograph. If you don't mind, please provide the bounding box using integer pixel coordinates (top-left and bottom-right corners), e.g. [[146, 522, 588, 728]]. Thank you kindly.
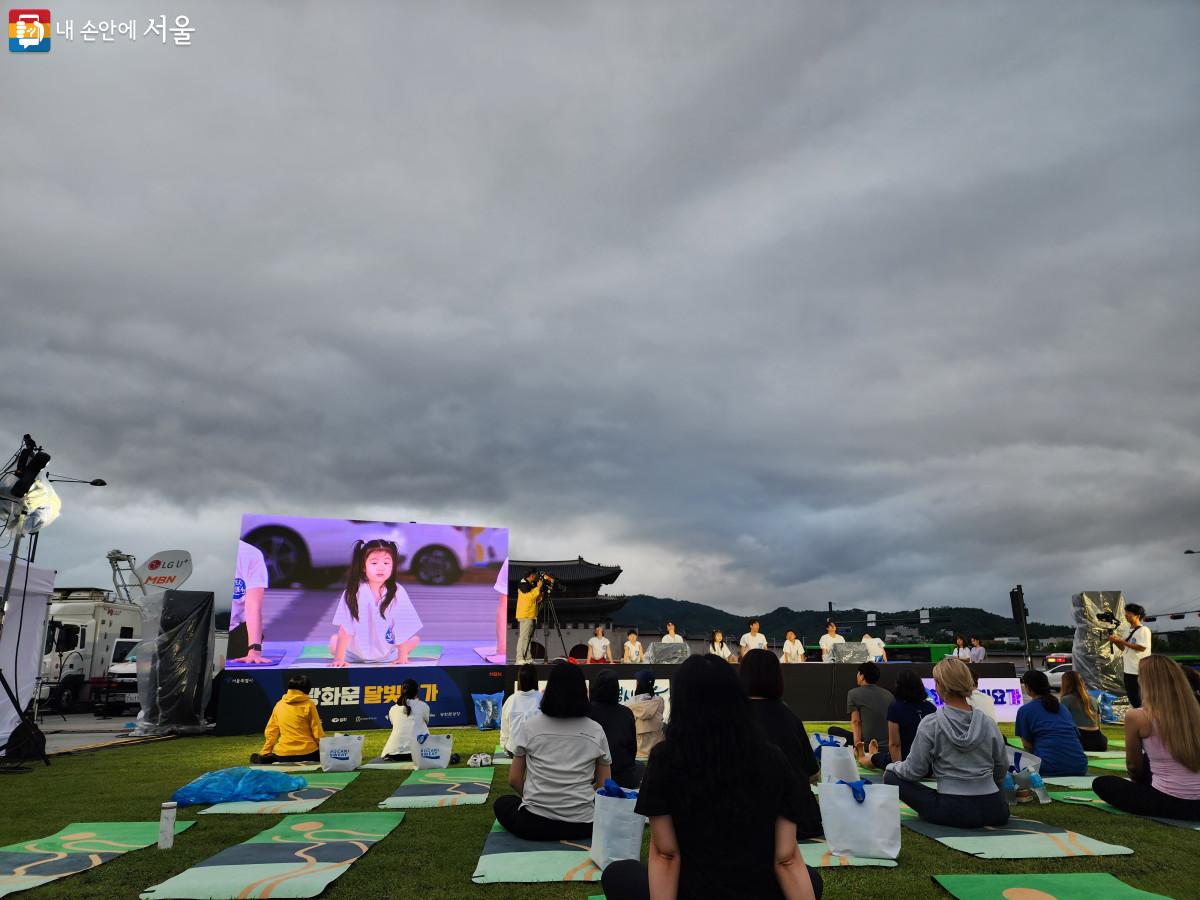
[[515, 570, 553, 664]]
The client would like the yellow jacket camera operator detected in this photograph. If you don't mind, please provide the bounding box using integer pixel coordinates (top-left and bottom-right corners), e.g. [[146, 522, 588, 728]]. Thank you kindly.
[[514, 570, 549, 664]]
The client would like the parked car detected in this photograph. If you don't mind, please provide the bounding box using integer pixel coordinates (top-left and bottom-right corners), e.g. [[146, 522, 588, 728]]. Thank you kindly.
[[1043, 651, 1072, 668], [240, 515, 470, 587], [1045, 663, 1073, 691]]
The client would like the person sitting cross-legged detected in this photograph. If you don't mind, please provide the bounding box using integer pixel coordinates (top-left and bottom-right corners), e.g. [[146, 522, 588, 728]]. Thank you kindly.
[[883, 657, 1010, 828], [250, 674, 324, 765], [1015, 669, 1088, 778], [827, 661, 893, 755]]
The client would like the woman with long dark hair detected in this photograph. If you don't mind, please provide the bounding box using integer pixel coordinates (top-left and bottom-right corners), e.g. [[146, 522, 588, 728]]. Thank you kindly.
[[588, 668, 643, 788], [381, 679, 429, 760], [707, 628, 733, 661], [1015, 669, 1087, 777], [1059, 671, 1107, 752], [601, 654, 820, 900]]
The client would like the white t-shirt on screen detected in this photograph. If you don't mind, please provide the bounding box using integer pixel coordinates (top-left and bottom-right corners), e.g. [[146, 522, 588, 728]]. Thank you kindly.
[[332, 583, 423, 663], [230, 540, 269, 630]]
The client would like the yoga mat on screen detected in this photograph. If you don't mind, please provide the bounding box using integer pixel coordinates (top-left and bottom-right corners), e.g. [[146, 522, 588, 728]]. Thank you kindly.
[[901, 815, 1132, 858], [0, 821, 193, 898], [379, 767, 494, 809], [1049, 790, 1200, 831], [934, 872, 1167, 899], [225, 652, 287, 668], [471, 821, 600, 883], [798, 839, 897, 868], [298, 643, 441, 662], [140, 812, 403, 899], [201, 772, 358, 814]]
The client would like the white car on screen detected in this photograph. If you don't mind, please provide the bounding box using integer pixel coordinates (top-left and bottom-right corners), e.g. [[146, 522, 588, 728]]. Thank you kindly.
[[240, 515, 469, 587]]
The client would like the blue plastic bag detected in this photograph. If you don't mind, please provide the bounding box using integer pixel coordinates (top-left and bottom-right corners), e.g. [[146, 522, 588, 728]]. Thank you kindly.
[[473, 692, 503, 730], [172, 767, 306, 806]]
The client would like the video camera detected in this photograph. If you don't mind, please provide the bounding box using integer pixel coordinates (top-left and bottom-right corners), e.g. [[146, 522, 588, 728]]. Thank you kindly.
[[525, 571, 562, 592]]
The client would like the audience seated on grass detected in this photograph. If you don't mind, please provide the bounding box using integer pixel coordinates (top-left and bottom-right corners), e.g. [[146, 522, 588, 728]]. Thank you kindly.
[[381, 678, 430, 760], [499, 664, 542, 756], [884, 657, 1009, 829], [588, 668, 643, 788], [602, 654, 821, 900], [1059, 671, 1108, 752], [827, 661, 893, 755], [967, 669, 998, 722], [740, 648, 822, 839], [1016, 669, 1088, 777], [494, 661, 612, 841], [859, 668, 936, 771], [624, 669, 665, 758], [1093, 655, 1200, 821], [250, 674, 324, 765]]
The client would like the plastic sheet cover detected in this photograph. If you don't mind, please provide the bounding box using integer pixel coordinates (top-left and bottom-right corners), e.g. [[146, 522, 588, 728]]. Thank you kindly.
[[647, 641, 690, 664], [134, 590, 215, 735], [1071, 592, 1126, 697]]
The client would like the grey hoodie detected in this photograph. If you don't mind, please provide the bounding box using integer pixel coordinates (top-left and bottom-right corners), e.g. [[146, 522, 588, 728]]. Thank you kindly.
[[887, 704, 1008, 796]]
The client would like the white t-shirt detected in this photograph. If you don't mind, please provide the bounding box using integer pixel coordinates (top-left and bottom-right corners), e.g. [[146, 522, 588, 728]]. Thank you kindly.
[[332, 583, 423, 663], [500, 688, 542, 754], [781, 639, 805, 663], [381, 697, 431, 757], [623, 640, 645, 663], [862, 636, 886, 660], [660, 633, 684, 644], [512, 714, 611, 823], [740, 632, 768, 653], [969, 645, 986, 663], [968, 689, 998, 722], [494, 559, 509, 594], [1119, 623, 1151, 675], [708, 642, 732, 660], [230, 540, 269, 630], [819, 633, 845, 662], [953, 647, 972, 660], [588, 636, 611, 661]]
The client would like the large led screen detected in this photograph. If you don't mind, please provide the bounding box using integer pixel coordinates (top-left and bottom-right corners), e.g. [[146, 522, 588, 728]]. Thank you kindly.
[[225, 514, 508, 669]]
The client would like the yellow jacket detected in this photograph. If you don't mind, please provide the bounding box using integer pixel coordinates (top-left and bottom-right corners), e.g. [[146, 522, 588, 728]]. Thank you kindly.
[[261, 689, 325, 756], [515, 582, 543, 620]]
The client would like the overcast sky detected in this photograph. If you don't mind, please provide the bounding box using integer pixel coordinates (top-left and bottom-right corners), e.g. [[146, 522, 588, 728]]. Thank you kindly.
[[4, 2, 1199, 626]]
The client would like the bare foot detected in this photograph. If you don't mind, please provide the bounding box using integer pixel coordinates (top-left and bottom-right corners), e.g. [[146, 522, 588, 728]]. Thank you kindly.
[[855, 741, 870, 766]]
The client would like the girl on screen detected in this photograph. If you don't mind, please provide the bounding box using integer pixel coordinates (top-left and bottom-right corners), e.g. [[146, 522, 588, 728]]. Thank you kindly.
[[329, 539, 422, 666]]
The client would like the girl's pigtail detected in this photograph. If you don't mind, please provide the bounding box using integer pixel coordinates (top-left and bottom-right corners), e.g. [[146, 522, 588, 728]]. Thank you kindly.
[[343, 540, 366, 621]]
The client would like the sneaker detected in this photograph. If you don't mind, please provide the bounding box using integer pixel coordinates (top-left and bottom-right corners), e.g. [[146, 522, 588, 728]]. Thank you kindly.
[[467, 754, 483, 767]]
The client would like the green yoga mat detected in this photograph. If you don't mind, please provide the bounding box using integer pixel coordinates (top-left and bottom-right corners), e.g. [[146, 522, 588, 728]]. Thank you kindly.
[[298, 643, 442, 661], [140, 812, 403, 899], [471, 820, 601, 883], [1041, 775, 1102, 789], [798, 839, 896, 867], [361, 757, 415, 771], [901, 815, 1132, 859], [1088, 757, 1131, 771], [0, 821, 193, 898], [934, 872, 1168, 899], [1050, 790, 1200, 831], [200, 772, 359, 814], [248, 764, 321, 773], [379, 767, 494, 809], [492, 746, 513, 765]]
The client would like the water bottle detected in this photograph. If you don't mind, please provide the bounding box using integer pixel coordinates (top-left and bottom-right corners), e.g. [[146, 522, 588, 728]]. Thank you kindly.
[[158, 802, 177, 849], [1002, 772, 1016, 805]]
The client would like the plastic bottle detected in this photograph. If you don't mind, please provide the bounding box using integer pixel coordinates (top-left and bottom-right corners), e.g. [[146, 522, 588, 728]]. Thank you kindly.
[[158, 802, 177, 849]]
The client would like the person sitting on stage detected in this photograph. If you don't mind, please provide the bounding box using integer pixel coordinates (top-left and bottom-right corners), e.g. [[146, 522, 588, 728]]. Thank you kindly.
[[660, 621, 684, 644], [588, 668, 643, 788], [740, 618, 768, 656], [781, 629, 805, 663], [740, 649, 822, 839], [499, 664, 542, 756], [250, 674, 324, 765], [329, 539, 421, 666], [952, 635, 971, 661], [827, 661, 893, 753], [969, 636, 987, 663], [587, 625, 614, 664], [818, 620, 845, 662], [623, 629, 646, 664], [1016, 669, 1087, 777], [625, 669, 665, 758], [1093, 656, 1200, 821], [1059, 670, 1108, 752], [601, 654, 821, 900], [861, 631, 887, 662], [884, 658, 1009, 828], [707, 628, 733, 661], [859, 668, 935, 770], [381, 678, 430, 760], [494, 662, 612, 841]]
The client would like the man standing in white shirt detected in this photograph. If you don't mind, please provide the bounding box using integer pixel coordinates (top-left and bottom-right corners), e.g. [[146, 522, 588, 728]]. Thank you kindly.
[[739, 618, 768, 656], [819, 620, 845, 662], [1108, 603, 1151, 708], [861, 632, 887, 662]]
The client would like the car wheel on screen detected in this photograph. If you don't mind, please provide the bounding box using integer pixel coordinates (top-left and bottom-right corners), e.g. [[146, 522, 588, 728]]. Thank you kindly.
[[244, 527, 312, 587], [412, 546, 461, 585]]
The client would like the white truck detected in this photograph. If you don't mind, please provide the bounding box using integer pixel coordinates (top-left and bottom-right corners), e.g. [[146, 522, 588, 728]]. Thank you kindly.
[[39, 587, 142, 711]]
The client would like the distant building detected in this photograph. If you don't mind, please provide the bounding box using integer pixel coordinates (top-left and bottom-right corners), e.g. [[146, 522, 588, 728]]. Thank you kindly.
[[507, 557, 627, 662]]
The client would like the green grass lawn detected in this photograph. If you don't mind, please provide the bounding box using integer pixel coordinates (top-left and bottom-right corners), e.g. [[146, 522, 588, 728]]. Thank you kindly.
[[1, 722, 1191, 899]]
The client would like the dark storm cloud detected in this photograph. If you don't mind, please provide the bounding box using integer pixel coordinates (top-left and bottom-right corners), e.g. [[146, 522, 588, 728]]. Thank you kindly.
[[3, 1, 1199, 623]]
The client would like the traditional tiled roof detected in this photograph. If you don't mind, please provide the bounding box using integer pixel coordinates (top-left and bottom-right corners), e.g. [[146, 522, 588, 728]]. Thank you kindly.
[[509, 557, 623, 585]]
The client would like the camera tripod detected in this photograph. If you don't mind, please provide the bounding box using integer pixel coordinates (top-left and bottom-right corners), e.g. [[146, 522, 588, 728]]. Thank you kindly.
[[535, 577, 569, 662]]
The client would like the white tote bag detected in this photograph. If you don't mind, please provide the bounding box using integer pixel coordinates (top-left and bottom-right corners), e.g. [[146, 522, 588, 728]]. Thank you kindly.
[[414, 732, 453, 769], [319, 733, 363, 772], [1006, 747, 1042, 774], [818, 780, 901, 860], [589, 791, 645, 870], [820, 746, 860, 785]]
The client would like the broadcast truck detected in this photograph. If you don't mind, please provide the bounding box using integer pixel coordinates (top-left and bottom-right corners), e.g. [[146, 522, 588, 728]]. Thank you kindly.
[[38, 586, 143, 711]]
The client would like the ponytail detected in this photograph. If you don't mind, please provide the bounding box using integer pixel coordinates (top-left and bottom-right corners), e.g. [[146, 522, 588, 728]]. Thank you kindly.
[[1021, 669, 1059, 714], [400, 679, 419, 717]]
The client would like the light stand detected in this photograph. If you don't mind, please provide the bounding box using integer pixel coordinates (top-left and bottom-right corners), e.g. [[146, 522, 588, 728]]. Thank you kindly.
[[0, 513, 50, 771]]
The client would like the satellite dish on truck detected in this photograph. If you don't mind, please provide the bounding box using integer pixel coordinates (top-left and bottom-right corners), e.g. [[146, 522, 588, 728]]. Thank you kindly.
[[108, 549, 193, 604]]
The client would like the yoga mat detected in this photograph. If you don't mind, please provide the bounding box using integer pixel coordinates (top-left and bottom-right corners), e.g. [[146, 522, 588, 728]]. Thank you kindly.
[[225, 652, 286, 668], [379, 767, 494, 808], [200, 772, 359, 814], [1085, 750, 1127, 759], [491, 746, 513, 766], [934, 872, 1168, 899], [298, 643, 441, 661], [1041, 775, 1103, 789], [140, 812, 404, 899], [798, 839, 897, 868], [0, 821, 193, 898], [248, 764, 320, 773], [1050, 790, 1200, 831], [902, 815, 1131, 858], [471, 820, 601, 883], [361, 757, 415, 771], [1088, 757, 1131, 771]]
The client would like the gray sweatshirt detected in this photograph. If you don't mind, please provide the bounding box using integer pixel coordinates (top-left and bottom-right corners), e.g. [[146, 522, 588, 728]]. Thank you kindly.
[[886, 704, 1008, 796]]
